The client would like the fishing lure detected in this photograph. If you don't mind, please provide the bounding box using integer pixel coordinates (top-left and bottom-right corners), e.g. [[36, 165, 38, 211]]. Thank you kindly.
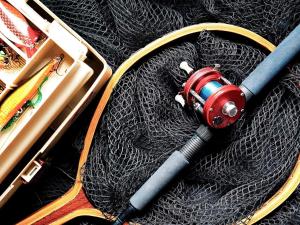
[[0, 40, 10, 68], [0, 48, 8, 68], [0, 40, 22, 70], [0, 54, 64, 131], [0, 0, 40, 58]]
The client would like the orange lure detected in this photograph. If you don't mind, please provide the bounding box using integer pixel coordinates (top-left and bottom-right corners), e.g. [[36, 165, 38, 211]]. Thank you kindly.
[[0, 55, 64, 130]]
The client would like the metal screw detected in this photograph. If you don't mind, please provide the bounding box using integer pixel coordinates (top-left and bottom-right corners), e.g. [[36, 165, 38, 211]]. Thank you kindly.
[[222, 101, 238, 117], [213, 116, 223, 126], [193, 103, 200, 109], [193, 102, 203, 113], [214, 64, 221, 70], [190, 89, 205, 105]]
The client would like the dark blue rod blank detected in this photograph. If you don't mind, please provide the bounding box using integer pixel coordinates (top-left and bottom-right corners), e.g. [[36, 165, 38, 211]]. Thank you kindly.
[[241, 23, 300, 99]]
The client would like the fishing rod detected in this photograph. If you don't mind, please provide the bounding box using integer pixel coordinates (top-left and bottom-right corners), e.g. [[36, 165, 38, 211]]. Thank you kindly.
[[112, 23, 300, 225]]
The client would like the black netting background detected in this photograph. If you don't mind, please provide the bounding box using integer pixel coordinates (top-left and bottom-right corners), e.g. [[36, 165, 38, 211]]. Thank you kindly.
[[1, 0, 300, 224], [81, 30, 300, 224]]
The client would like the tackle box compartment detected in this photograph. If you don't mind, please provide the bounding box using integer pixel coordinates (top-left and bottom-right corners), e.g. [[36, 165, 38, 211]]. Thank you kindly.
[[0, 0, 112, 207]]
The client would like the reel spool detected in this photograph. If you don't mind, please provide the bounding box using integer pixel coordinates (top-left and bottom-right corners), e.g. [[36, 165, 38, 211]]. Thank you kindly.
[[177, 62, 246, 128]]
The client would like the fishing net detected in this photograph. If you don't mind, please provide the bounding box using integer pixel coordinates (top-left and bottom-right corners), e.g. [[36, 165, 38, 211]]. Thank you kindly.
[[81, 30, 300, 224], [259, 187, 300, 225], [1, 0, 300, 224]]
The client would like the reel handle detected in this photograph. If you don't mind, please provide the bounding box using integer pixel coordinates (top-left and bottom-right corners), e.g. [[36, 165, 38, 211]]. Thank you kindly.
[[241, 23, 300, 100]]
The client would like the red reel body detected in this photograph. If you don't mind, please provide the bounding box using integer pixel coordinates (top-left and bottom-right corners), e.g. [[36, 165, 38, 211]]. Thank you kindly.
[[178, 62, 246, 128]]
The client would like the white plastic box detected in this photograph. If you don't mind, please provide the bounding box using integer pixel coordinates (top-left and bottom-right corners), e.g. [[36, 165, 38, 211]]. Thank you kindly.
[[0, 0, 112, 207]]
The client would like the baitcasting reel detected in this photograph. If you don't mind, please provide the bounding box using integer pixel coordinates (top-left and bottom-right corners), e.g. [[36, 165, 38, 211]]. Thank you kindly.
[[176, 62, 246, 128]]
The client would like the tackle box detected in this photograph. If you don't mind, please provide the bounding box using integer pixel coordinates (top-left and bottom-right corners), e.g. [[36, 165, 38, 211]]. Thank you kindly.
[[0, 0, 112, 207]]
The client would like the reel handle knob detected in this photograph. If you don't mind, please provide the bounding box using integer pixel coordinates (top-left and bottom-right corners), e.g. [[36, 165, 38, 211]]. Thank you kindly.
[[180, 61, 194, 74]]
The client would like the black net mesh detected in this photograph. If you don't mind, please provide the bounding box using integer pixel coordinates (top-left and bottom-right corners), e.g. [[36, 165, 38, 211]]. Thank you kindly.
[[82, 29, 300, 224], [0, 139, 80, 225], [1, 0, 300, 224], [259, 187, 300, 225]]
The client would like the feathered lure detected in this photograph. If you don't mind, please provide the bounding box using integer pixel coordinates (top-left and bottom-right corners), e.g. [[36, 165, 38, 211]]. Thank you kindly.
[[0, 47, 8, 68], [0, 39, 24, 70], [0, 55, 64, 131], [0, 0, 40, 57]]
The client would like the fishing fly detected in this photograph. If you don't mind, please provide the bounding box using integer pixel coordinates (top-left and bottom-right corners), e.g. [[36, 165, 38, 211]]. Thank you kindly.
[[0, 47, 9, 68], [0, 54, 64, 131], [0, 40, 24, 70]]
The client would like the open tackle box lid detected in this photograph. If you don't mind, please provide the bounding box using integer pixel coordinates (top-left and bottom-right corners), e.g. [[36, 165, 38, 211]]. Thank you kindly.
[[0, 0, 112, 207]]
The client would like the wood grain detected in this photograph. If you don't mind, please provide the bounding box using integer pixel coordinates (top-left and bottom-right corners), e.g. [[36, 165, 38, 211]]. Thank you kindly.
[[33, 189, 93, 225]]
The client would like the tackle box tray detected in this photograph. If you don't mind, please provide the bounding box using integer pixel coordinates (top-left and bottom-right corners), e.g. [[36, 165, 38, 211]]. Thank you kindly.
[[0, 0, 112, 207]]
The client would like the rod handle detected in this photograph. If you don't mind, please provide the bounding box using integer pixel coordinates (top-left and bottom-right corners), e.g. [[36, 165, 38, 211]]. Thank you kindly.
[[241, 23, 300, 100]]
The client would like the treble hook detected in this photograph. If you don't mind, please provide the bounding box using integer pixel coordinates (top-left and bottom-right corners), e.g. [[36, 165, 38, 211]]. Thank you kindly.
[[53, 54, 65, 76]]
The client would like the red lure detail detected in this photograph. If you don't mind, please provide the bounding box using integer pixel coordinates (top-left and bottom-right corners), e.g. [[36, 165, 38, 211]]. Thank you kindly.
[[0, 0, 39, 57]]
